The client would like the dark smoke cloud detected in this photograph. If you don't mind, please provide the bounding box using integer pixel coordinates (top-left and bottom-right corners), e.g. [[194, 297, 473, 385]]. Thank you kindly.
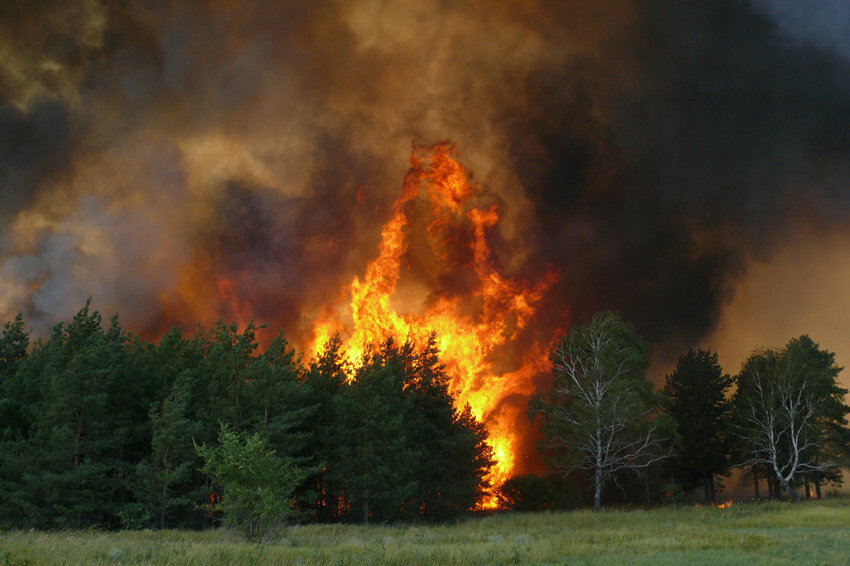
[[504, 0, 850, 353], [0, 100, 72, 217], [1, 0, 849, 367]]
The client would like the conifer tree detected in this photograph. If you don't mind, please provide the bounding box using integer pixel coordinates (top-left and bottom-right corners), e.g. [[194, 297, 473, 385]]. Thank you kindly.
[[134, 372, 204, 528], [663, 348, 732, 503], [331, 339, 418, 524], [300, 335, 348, 521]]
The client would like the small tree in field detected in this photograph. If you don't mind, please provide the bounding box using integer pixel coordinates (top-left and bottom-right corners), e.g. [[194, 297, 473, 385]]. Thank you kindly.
[[531, 311, 669, 511], [195, 423, 306, 541]]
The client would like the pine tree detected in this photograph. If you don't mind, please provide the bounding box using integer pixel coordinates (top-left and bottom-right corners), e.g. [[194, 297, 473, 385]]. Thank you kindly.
[[300, 334, 348, 521], [0, 314, 28, 382], [200, 321, 260, 431], [134, 372, 204, 529], [0, 313, 32, 440], [2, 302, 150, 527], [240, 331, 315, 458], [663, 348, 733, 503], [331, 339, 418, 524], [404, 335, 493, 520]]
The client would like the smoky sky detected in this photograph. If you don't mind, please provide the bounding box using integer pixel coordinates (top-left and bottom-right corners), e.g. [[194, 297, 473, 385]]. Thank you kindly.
[[1, 0, 849, 362], [514, 0, 850, 352]]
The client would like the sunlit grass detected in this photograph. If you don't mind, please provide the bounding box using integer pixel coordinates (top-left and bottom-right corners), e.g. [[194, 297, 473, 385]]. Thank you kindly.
[[2, 499, 850, 565]]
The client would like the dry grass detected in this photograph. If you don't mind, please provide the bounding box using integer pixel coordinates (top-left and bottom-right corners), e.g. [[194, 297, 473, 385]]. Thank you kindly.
[[2, 499, 850, 565]]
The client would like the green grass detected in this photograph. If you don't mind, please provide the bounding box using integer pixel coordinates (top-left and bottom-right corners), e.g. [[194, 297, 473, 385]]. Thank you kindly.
[[3, 499, 850, 565]]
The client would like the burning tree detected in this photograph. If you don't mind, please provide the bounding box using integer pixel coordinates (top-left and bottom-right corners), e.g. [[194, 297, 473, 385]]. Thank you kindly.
[[530, 311, 670, 512], [310, 141, 557, 500], [328, 336, 493, 524], [733, 336, 850, 502]]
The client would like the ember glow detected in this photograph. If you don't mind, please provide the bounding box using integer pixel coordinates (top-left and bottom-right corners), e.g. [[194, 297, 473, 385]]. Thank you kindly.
[[312, 141, 559, 501]]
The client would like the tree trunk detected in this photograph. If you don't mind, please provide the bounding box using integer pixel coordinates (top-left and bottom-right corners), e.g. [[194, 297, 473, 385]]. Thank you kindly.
[[708, 474, 717, 505], [804, 477, 811, 500], [815, 478, 822, 499], [753, 468, 760, 499], [74, 412, 84, 468], [644, 473, 650, 506], [780, 477, 800, 503], [160, 485, 168, 529], [767, 475, 774, 499], [593, 467, 602, 512]]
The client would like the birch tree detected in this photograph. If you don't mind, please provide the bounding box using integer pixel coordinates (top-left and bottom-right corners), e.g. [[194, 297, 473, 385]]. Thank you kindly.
[[531, 312, 669, 511], [734, 336, 849, 502]]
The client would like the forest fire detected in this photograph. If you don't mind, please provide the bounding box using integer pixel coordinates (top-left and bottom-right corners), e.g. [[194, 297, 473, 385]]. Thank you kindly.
[[6, 0, 850, 530], [311, 141, 558, 504]]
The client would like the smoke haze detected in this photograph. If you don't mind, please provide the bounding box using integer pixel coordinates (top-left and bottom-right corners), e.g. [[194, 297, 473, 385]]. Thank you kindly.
[[2, 0, 850, 387]]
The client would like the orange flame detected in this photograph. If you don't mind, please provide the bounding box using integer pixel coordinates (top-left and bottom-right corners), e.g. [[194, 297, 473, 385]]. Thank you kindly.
[[311, 141, 557, 506], [216, 275, 253, 331], [698, 500, 734, 509]]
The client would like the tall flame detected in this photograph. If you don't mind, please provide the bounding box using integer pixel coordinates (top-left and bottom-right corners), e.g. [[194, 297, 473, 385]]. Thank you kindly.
[[311, 141, 557, 505]]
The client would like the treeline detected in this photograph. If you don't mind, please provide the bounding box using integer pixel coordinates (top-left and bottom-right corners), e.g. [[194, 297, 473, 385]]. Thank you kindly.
[[0, 302, 492, 529], [528, 312, 850, 511], [2, 303, 848, 528]]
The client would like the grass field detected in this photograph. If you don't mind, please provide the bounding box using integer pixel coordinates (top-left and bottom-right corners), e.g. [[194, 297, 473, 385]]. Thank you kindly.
[[2, 499, 850, 565]]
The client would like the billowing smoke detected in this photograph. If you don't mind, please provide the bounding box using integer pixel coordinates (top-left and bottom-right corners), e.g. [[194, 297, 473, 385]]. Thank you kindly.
[[2, 0, 850, 378]]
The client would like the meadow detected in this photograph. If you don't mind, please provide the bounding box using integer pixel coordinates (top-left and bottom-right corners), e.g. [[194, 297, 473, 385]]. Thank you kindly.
[[2, 499, 849, 565]]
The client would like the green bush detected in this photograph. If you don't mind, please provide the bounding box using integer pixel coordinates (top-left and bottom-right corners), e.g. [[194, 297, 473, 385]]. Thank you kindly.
[[496, 474, 584, 511], [195, 423, 307, 541]]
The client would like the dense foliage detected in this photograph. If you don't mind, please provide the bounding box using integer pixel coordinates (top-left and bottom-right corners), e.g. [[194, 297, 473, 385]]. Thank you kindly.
[[531, 315, 850, 507], [196, 423, 307, 540], [2, 302, 849, 528], [0, 302, 492, 529], [530, 311, 670, 511], [663, 348, 733, 503], [732, 335, 850, 501]]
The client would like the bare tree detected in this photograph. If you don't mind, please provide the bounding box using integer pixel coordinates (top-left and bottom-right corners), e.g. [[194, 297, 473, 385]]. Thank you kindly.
[[531, 312, 670, 511], [734, 337, 848, 502]]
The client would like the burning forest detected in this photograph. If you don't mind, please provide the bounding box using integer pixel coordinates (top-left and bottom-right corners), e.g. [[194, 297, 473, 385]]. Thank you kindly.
[[309, 140, 560, 492], [3, 0, 850, 524]]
